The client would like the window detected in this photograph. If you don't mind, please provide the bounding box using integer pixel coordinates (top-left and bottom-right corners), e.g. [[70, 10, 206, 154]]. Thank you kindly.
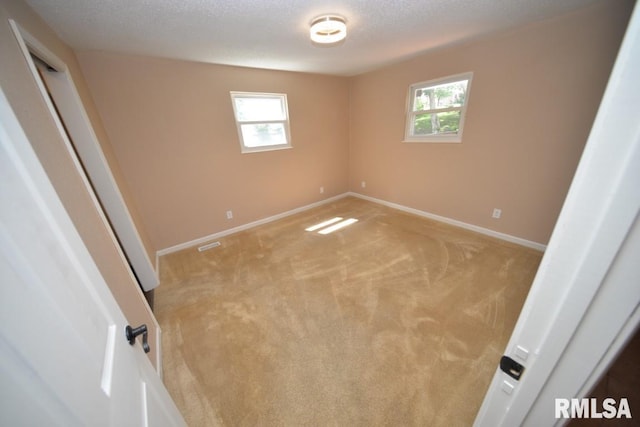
[[230, 92, 292, 153], [404, 72, 472, 143]]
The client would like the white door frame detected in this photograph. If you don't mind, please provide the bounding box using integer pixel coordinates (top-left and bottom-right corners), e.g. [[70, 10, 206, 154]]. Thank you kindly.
[[9, 19, 159, 292], [475, 3, 640, 425]]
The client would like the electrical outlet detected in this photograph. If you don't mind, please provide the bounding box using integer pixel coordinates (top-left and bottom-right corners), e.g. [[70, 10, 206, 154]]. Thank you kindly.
[[320, 186, 324, 194], [361, 181, 366, 188], [492, 208, 502, 219], [226, 210, 233, 220]]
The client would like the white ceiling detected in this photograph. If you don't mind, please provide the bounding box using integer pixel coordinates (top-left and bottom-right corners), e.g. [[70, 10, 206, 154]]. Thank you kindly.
[[26, 0, 601, 76]]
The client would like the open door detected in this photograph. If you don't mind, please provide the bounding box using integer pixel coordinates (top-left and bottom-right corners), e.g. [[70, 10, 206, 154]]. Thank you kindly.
[[475, 3, 640, 425], [9, 20, 159, 292], [0, 87, 184, 425]]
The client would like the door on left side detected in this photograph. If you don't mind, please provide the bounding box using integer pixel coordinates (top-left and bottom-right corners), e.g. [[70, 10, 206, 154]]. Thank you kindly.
[[0, 86, 185, 425]]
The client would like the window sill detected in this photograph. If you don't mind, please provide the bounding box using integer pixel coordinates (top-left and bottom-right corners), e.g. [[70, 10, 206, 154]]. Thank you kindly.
[[402, 138, 462, 144], [240, 145, 293, 154]]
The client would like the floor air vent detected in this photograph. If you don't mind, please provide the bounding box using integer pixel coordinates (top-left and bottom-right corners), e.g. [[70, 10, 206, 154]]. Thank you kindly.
[[198, 241, 221, 252]]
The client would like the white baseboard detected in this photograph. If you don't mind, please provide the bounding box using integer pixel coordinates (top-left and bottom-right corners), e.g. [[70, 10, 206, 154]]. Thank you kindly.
[[156, 193, 350, 257], [348, 192, 546, 251], [156, 191, 546, 259]]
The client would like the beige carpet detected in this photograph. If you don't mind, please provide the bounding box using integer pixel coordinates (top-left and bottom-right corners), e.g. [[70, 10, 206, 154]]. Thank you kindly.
[[155, 197, 542, 426]]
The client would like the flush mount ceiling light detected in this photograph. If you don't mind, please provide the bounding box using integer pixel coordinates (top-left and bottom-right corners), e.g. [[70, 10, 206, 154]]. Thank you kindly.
[[310, 15, 347, 45]]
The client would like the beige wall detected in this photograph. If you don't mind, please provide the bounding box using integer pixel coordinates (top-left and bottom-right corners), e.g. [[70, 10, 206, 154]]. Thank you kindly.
[[348, 0, 634, 244], [76, 52, 351, 251], [0, 0, 159, 366], [75, 0, 632, 251]]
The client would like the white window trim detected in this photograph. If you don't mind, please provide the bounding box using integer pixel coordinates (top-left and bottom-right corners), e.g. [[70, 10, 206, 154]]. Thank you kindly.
[[403, 72, 473, 144], [230, 91, 292, 154]]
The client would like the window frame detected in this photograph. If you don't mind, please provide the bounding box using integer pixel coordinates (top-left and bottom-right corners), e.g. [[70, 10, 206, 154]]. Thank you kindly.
[[403, 72, 473, 144], [230, 91, 292, 154]]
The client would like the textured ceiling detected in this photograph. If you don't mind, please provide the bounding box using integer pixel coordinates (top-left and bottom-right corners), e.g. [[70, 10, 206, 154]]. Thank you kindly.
[[26, 0, 601, 76]]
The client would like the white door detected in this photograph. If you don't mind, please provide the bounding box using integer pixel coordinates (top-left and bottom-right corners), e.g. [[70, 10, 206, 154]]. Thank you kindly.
[[0, 85, 184, 425], [474, 3, 640, 426], [10, 20, 159, 292]]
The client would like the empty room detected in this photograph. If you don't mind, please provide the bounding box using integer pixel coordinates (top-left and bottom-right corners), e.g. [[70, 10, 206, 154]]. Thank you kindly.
[[1, 0, 639, 426]]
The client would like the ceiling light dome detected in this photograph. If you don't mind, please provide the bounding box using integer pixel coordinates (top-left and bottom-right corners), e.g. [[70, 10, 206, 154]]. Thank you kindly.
[[310, 15, 347, 45]]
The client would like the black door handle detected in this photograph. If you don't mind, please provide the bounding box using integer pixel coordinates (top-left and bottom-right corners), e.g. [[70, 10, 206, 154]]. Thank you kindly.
[[125, 324, 150, 353]]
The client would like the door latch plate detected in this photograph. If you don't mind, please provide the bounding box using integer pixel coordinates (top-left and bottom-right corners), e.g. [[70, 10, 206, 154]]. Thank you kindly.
[[500, 355, 525, 380]]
